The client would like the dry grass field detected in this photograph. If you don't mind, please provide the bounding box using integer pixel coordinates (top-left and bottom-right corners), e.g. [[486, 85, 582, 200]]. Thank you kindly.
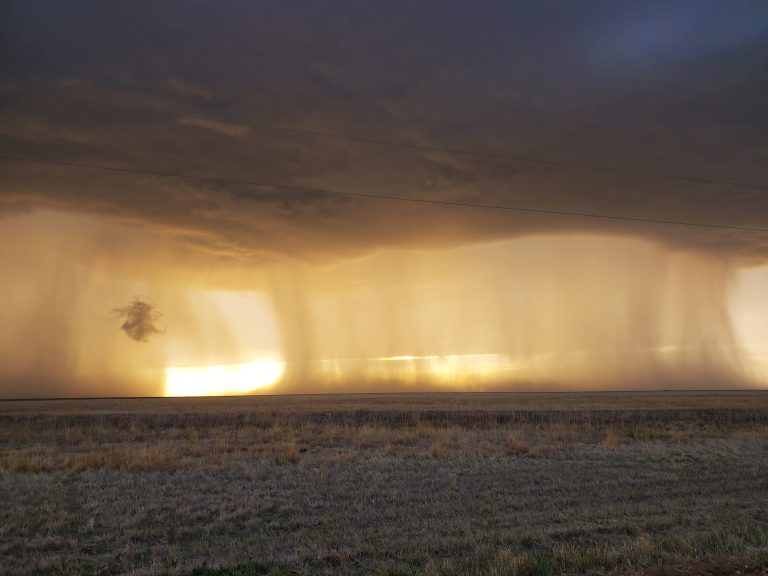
[[1, 391, 767, 575]]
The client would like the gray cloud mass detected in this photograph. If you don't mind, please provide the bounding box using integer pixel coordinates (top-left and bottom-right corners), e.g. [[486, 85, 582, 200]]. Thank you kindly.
[[112, 298, 163, 343], [0, 0, 766, 264]]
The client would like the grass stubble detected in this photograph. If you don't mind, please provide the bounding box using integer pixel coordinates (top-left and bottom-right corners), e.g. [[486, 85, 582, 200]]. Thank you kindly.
[[0, 391, 767, 575]]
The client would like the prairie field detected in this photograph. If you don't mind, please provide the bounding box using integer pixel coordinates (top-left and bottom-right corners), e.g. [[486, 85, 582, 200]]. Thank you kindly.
[[1, 391, 768, 575]]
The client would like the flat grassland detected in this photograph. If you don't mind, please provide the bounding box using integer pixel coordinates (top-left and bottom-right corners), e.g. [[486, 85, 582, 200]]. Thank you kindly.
[[1, 392, 767, 575]]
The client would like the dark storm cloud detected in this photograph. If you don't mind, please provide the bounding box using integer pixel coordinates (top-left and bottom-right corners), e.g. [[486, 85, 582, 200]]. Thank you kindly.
[[112, 298, 162, 342], [1, 0, 767, 262]]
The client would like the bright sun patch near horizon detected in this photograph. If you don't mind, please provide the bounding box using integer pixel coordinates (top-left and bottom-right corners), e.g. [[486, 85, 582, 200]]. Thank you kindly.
[[164, 360, 285, 397], [162, 289, 286, 396]]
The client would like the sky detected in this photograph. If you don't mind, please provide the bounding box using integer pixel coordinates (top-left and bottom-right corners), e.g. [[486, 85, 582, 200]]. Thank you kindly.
[[1, 1, 767, 397]]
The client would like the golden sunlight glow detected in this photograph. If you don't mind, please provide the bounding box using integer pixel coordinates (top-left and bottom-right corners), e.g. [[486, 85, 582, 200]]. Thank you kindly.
[[164, 360, 284, 397], [377, 354, 512, 379], [319, 353, 520, 385]]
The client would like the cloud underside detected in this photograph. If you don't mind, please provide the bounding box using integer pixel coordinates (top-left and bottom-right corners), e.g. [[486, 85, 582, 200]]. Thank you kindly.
[[0, 1, 766, 264]]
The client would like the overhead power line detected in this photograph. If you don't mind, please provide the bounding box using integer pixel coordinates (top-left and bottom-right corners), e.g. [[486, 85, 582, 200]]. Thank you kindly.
[[5, 91, 768, 191], [1, 153, 766, 233]]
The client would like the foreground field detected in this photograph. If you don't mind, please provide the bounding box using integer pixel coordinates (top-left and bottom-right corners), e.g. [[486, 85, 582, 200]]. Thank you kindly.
[[1, 392, 767, 575]]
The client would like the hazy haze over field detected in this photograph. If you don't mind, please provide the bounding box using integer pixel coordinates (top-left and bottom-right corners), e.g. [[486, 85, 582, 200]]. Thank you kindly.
[[1, 1, 767, 396]]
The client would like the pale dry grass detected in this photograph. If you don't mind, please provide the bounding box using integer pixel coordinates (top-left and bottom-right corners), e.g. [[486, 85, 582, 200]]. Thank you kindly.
[[2, 403, 767, 473]]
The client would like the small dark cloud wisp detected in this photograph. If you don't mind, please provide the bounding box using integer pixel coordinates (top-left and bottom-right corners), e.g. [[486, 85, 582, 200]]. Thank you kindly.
[[112, 298, 162, 342]]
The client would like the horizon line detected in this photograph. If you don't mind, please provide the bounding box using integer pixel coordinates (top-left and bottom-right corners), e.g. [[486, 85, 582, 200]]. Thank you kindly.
[[1, 388, 766, 402]]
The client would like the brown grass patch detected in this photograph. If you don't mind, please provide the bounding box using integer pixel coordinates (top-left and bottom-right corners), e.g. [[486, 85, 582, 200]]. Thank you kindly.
[[271, 441, 300, 464], [504, 435, 553, 456]]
